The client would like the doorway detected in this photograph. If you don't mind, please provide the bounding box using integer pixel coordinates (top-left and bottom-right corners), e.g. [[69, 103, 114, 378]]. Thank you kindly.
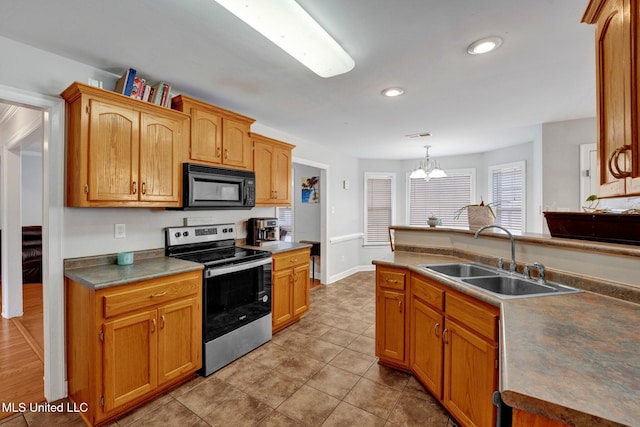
[[0, 85, 66, 403], [291, 158, 329, 286]]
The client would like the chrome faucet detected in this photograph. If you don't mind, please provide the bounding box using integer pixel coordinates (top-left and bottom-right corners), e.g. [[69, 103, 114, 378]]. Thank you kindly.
[[474, 225, 517, 273]]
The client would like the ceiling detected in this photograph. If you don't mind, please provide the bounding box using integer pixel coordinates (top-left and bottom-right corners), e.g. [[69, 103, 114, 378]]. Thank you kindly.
[[0, 0, 596, 160]]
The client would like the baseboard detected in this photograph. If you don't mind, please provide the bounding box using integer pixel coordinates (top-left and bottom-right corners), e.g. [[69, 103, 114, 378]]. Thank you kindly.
[[327, 264, 375, 284]]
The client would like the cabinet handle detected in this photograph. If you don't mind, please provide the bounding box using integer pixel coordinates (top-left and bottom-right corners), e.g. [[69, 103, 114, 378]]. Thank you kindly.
[[398, 300, 403, 313], [443, 328, 449, 344], [434, 323, 440, 338], [160, 315, 165, 329], [290, 258, 298, 263], [224, 148, 229, 159], [132, 181, 137, 195], [151, 318, 156, 333], [385, 279, 398, 284], [151, 291, 167, 298], [141, 182, 146, 195], [608, 146, 632, 179], [216, 146, 221, 158]]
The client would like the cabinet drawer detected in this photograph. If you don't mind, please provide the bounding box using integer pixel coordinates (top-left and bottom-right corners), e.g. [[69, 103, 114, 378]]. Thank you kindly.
[[102, 272, 201, 318], [377, 267, 406, 291], [411, 274, 444, 311], [445, 292, 498, 342], [273, 249, 310, 270]]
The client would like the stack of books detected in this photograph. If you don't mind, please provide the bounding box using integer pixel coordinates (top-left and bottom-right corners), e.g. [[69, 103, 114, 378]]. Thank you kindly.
[[113, 68, 173, 108]]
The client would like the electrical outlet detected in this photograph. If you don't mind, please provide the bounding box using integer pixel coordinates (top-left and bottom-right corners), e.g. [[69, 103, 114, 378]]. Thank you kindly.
[[114, 224, 126, 239]]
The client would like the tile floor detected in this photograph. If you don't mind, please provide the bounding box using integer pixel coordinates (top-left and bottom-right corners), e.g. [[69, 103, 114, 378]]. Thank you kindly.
[[1, 271, 457, 427]]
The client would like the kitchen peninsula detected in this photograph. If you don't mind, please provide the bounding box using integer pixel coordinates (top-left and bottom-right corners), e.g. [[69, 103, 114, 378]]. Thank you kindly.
[[374, 226, 640, 427]]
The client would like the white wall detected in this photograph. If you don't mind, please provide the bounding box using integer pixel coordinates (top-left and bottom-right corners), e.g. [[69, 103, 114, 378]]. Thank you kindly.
[[542, 117, 597, 212], [292, 163, 321, 242], [0, 35, 363, 280], [22, 152, 42, 226]]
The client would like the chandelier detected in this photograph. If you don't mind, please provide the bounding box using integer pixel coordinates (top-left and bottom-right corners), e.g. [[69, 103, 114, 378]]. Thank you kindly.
[[410, 145, 447, 180]]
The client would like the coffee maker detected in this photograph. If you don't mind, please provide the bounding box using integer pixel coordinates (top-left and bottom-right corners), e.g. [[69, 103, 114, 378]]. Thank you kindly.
[[246, 218, 280, 246]]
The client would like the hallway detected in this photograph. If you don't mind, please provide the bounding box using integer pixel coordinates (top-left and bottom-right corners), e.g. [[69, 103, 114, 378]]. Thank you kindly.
[[0, 284, 45, 420]]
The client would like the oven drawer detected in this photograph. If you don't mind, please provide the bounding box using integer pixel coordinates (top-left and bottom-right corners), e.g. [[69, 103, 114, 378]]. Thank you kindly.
[[101, 271, 201, 318], [272, 248, 310, 271]]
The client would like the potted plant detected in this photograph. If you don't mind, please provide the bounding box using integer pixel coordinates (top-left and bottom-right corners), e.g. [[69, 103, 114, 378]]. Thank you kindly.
[[454, 199, 496, 231], [427, 213, 441, 227]]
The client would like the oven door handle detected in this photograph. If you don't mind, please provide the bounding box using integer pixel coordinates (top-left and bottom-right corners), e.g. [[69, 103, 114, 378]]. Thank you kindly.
[[205, 257, 272, 278]]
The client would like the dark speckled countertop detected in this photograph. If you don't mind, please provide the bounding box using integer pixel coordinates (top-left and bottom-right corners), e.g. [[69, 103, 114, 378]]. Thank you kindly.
[[65, 256, 203, 290], [373, 251, 640, 427]]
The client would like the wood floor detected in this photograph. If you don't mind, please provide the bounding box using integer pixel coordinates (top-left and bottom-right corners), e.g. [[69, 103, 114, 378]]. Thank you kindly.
[[0, 284, 45, 420]]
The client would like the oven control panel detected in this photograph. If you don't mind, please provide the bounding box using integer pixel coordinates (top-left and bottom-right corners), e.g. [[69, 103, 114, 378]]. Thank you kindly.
[[166, 223, 236, 246]]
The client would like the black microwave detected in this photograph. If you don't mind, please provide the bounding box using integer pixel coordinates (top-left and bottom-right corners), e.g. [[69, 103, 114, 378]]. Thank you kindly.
[[179, 163, 255, 210]]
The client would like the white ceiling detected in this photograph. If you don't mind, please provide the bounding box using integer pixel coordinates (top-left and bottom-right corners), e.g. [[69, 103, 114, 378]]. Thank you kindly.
[[0, 0, 596, 160]]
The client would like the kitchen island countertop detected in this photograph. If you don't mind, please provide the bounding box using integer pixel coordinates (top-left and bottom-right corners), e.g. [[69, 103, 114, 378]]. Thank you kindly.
[[373, 251, 640, 427]]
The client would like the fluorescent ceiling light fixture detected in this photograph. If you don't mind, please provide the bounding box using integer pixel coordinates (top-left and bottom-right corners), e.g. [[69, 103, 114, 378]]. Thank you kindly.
[[467, 36, 503, 55], [381, 87, 405, 97], [214, 0, 355, 78], [410, 145, 447, 181]]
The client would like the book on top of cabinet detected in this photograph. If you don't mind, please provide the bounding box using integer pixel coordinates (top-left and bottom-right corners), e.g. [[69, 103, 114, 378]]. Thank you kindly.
[[112, 68, 172, 108], [114, 68, 136, 96]]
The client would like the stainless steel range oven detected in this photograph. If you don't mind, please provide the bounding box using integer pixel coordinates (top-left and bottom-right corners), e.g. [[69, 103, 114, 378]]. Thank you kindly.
[[165, 224, 272, 376]]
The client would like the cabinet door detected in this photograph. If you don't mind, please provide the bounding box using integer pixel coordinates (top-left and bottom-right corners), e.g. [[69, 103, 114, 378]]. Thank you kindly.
[[222, 118, 252, 169], [254, 140, 275, 204], [292, 263, 310, 317], [272, 268, 293, 329], [443, 318, 497, 427], [139, 112, 183, 203], [157, 297, 201, 385], [273, 145, 292, 204], [594, 0, 630, 197], [190, 108, 222, 164], [103, 309, 157, 412], [410, 296, 444, 399], [376, 288, 406, 366], [88, 99, 139, 202]]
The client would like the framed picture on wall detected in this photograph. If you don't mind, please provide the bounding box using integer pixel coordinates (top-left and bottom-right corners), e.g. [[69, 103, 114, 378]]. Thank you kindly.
[[301, 176, 319, 203]]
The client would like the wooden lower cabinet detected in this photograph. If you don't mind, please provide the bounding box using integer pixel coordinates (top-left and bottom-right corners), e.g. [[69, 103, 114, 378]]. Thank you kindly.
[[444, 318, 498, 427], [376, 266, 409, 370], [512, 408, 570, 427], [66, 270, 202, 426], [377, 267, 499, 427], [272, 248, 311, 332]]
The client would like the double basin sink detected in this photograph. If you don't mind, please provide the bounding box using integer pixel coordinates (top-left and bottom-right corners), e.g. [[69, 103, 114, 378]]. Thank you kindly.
[[419, 262, 581, 299]]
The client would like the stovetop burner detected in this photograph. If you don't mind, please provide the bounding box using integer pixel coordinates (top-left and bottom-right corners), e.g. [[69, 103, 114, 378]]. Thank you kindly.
[[165, 223, 271, 268], [172, 246, 270, 268]]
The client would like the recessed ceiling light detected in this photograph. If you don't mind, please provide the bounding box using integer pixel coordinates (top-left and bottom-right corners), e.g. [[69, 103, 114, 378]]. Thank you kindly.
[[381, 87, 405, 97], [467, 36, 503, 55]]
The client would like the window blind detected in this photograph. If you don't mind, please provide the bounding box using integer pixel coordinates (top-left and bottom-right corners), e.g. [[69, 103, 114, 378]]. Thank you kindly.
[[408, 172, 472, 227], [365, 174, 394, 244], [277, 206, 293, 241], [490, 163, 524, 232]]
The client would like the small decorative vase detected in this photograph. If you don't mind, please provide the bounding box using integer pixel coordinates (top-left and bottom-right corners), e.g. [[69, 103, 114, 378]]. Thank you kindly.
[[468, 206, 494, 231], [427, 217, 439, 227]]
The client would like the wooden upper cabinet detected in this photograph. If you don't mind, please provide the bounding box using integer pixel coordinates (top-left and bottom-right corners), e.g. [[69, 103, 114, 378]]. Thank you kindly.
[[87, 99, 140, 202], [61, 82, 188, 207], [583, 0, 640, 197], [172, 95, 255, 170], [252, 133, 295, 206]]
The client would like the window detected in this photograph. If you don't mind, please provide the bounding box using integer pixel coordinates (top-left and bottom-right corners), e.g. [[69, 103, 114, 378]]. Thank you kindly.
[[364, 173, 395, 245], [489, 161, 525, 232], [407, 169, 474, 227], [277, 206, 293, 242]]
